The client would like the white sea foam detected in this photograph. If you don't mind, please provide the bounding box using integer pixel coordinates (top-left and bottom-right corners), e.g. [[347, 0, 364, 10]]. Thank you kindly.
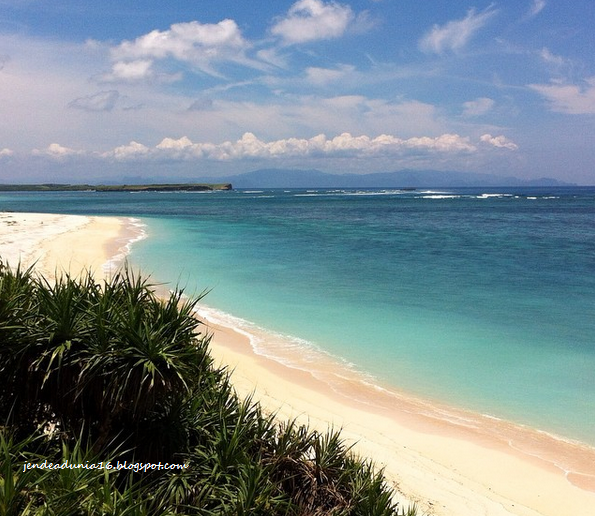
[[421, 195, 460, 199], [191, 300, 595, 484], [294, 189, 411, 197], [102, 217, 147, 276], [477, 193, 512, 199], [418, 190, 451, 195], [194, 304, 366, 381], [347, 189, 409, 196]]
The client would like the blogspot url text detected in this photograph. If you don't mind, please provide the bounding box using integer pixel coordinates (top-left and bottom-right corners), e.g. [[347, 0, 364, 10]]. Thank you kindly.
[[22, 461, 188, 473]]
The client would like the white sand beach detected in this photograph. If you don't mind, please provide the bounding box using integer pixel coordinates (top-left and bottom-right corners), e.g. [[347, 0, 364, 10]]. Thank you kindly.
[[1, 212, 594, 516], [0, 212, 126, 280]]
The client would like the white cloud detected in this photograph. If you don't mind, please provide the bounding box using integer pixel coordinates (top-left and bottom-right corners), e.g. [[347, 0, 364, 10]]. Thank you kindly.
[[539, 47, 566, 67], [271, 0, 355, 44], [155, 136, 197, 158], [113, 20, 246, 61], [529, 78, 595, 114], [480, 134, 518, 150], [462, 97, 495, 117], [110, 19, 255, 79], [255, 48, 288, 69], [528, 0, 546, 17], [68, 90, 120, 112], [305, 64, 355, 85], [106, 141, 151, 160], [32, 143, 85, 159], [0, 148, 14, 157], [116, 132, 477, 162], [157, 136, 194, 150], [419, 7, 497, 54], [108, 60, 154, 81]]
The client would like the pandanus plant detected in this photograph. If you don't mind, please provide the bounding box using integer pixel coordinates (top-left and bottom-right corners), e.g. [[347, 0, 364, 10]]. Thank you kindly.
[[0, 260, 416, 515]]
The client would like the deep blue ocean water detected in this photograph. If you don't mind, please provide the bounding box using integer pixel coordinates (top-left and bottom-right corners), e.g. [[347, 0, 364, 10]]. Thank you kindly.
[[2, 186, 594, 445]]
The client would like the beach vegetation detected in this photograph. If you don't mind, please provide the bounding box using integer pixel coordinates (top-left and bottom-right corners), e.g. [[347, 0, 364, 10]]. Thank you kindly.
[[0, 260, 415, 515]]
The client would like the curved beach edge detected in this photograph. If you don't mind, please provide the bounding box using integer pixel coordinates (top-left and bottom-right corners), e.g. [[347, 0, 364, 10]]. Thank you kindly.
[[2, 211, 594, 516]]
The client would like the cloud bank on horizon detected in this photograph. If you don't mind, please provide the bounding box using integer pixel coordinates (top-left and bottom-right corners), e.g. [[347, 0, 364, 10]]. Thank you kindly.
[[0, 0, 593, 183]]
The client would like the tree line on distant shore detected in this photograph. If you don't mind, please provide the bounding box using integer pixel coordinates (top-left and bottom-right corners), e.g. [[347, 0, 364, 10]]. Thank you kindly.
[[0, 261, 416, 515], [0, 183, 232, 192]]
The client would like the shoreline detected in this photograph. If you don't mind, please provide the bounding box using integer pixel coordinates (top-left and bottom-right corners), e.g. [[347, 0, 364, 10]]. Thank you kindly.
[[2, 212, 595, 515], [0, 211, 136, 281], [200, 307, 595, 516]]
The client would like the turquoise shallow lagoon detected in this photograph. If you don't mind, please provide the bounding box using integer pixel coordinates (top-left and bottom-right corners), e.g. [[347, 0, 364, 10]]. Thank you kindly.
[[2, 186, 595, 446]]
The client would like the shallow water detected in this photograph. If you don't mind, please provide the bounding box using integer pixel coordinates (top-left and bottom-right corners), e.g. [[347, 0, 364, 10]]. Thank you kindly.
[[2, 186, 594, 445]]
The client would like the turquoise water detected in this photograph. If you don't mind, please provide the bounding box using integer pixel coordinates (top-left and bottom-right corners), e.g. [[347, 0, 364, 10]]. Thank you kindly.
[[2, 187, 595, 445]]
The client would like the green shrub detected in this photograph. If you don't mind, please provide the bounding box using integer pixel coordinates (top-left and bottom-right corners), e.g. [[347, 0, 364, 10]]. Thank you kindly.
[[0, 260, 415, 515]]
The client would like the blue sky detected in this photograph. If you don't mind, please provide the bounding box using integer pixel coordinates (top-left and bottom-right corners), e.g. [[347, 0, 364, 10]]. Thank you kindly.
[[0, 0, 594, 183]]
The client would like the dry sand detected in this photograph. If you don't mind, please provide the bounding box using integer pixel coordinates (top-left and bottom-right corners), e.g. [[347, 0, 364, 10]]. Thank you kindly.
[[2, 212, 594, 516], [202, 319, 595, 516], [0, 211, 126, 280]]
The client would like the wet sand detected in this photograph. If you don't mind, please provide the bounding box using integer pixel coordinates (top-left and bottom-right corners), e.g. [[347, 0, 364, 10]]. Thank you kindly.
[[2, 211, 594, 516]]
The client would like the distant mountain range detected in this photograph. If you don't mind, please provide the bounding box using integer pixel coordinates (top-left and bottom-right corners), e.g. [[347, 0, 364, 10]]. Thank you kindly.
[[202, 169, 574, 189], [114, 168, 573, 189]]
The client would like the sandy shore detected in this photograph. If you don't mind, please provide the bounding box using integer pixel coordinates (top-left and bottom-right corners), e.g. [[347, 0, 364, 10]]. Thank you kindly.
[[202, 318, 595, 516], [2, 212, 594, 516], [0, 211, 128, 280]]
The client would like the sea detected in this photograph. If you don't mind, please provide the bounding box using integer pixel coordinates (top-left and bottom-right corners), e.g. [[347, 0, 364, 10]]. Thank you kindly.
[[2, 186, 594, 448]]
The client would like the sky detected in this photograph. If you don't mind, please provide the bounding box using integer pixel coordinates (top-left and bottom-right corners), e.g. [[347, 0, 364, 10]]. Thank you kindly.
[[0, 0, 594, 184]]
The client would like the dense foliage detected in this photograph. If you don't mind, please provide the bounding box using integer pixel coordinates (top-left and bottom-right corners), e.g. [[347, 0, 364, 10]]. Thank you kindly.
[[0, 262, 415, 515]]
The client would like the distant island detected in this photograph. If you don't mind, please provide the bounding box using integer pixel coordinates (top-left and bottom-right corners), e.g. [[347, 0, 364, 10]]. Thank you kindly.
[[0, 183, 233, 192], [0, 169, 576, 191], [213, 169, 574, 189], [109, 169, 575, 189]]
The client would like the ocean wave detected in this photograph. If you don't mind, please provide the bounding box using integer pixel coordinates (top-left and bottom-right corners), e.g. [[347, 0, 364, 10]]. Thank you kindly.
[[477, 193, 513, 199], [294, 189, 411, 197], [193, 304, 372, 383], [421, 195, 461, 199], [191, 302, 595, 485], [102, 217, 148, 276], [418, 190, 452, 195]]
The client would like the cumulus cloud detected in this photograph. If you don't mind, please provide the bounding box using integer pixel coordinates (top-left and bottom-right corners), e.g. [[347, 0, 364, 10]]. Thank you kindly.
[[109, 60, 154, 81], [157, 136, 194, 150], [24, 131, 502, 166], [462, 97, 495, 117], [529, 78, 595, 114], [68, 90, 120, 112], [271, 0, 355, 44], [419, 7, 497, 54], [104, 132, 477, 162], [480, 134, 518, 150], [113, 19, 246, 61], [32, 143, 85, 159], [0, 148, 14, 157], [109, 19, 255, 79], [105, 141, 151, 160]]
